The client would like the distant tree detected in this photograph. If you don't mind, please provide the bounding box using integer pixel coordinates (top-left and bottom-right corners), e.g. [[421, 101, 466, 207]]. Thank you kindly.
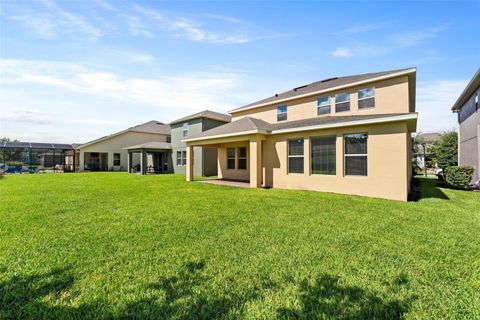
[[0, 137, 11, 142], [432, 131, 458, 169]]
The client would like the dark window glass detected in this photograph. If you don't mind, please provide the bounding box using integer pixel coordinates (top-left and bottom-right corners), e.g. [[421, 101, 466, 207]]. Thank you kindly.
[[335, 93, 350, 112], [166, 136, 171, 143], [237, 147, 247, 170], [277, 105, 287, 121], [311, 136, 336, 175], [181, 151, 187, 166], [288, 139, 304, 173], [358, 87, 375, 109], [176, 151, 182, 166], [227, 147, 235, 169], [113, 153, 121, 166], [344, 134, 367, 176]]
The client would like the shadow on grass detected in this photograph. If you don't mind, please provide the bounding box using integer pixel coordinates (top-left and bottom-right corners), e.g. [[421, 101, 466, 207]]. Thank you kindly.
[[410, 177, 449, 201], [277, 274, 412, 319]]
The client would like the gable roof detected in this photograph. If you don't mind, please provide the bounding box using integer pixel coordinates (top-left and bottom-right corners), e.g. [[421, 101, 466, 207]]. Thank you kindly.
[[169, 110, 231, 125], [451, 68, 480, 112], [229, 68, 416, 114], [183, 113, 417, 142], [78, 120, 170, 149]]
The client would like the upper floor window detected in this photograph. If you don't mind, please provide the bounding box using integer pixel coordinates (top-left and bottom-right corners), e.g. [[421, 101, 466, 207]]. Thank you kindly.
[[344, 133, 368, 176], [288, 139, 304, 174], [335, 93, 350, 112], [358, 87, 375, 109], [166, 135, 171, 143], [317, 96, 331, 115], [113, 153, 121, 166], [277, 105, 288, 122], [182, 123, 189, 137]]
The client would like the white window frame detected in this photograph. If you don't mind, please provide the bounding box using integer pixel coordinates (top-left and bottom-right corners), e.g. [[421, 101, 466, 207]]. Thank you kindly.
[[277, 105, 288, 122], [335, 93, 350, 112], [344, 133, 368, 176], [237, 147, 247, 170], [113, 153, 121, 166], [287, 138, 304, 174], [181, 151, 187, 166], [176, 151, 182, 166], [182, 122, 189, 137], [358, 87, 375, 109], [317, 96, 331, 115], [227, 147, 235, 170]]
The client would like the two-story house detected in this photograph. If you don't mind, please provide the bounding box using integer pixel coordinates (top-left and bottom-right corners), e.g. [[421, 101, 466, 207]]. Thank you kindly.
[[183, 68, 418, 201], [451, 68, 480, 185], [169, 110, 231, 177]]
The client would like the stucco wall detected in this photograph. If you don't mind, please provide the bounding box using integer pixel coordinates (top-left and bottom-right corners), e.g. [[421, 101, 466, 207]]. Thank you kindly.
[[261, 121, 410, 201], [171, 118, 203, 176], [231, 76, 410, 123], [459, 109, 480, 182], [217, 141, 250, 181], [78, 131, 168, 171]]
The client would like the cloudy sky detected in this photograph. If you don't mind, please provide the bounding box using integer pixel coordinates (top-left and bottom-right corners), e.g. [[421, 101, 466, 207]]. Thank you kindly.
[[0, 0, 479, 143]]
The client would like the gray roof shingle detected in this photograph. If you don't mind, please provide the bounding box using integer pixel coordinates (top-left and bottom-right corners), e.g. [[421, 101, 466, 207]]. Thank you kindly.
[[230, 68, 415, 112], [169, 110, 231, 125]]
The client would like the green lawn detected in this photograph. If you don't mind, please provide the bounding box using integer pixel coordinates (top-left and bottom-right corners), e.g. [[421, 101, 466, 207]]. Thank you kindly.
[[0, 173, 479, 319]]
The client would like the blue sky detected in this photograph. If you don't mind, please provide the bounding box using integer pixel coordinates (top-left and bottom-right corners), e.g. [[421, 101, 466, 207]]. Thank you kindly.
[[0, 0, 479, 143]]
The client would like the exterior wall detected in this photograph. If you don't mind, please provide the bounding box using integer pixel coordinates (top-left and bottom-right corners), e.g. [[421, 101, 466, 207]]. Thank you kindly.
[[458, 87, 480, 182], [78, 131, 167, 171], [217, 141, 250, 181], [261, 121, 410, 201], [231, 76, 410, 123], [171, 117, 228, 176]]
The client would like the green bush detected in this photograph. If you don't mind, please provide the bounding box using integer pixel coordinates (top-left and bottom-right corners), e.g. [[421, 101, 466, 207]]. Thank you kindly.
[[444, 166, 474, 190]]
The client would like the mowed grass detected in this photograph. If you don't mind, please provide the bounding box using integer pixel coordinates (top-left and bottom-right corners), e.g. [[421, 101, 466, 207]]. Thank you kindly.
[[0, 173, 479, 319]]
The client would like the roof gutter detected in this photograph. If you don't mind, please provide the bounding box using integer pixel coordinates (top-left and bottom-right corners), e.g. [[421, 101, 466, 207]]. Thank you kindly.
[[182, 129, 268, 143], [228, 68, 417, 114]]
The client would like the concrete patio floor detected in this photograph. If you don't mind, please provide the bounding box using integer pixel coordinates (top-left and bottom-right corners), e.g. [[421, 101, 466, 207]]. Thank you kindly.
[[196, 179, 250, 188]]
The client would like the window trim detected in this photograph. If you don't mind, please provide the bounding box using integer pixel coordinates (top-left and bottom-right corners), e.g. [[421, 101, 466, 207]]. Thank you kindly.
[[317, 96, 331, 116], [176, 151, 182, 166], [287, 138, 304, 174], [357, 87, 375, 110], [335, 92, 350, 113], [227, 147, 235, 170], [181, 151, 187, 166], [182, 122, 189, 137], [310, 135, 336, 176], [343, 133, 368, 177], [277, 105, 288, 122], [113, 153, 121, 166], [237, 147, 247, 170]]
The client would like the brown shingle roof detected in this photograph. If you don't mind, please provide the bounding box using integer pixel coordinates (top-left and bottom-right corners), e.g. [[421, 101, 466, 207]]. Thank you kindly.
[[129, 120, 171, 135], [230, 68, 416, 113], [184, 113, 416, 141], [169, 110, 231, 125], [123, 141, 172, 150]]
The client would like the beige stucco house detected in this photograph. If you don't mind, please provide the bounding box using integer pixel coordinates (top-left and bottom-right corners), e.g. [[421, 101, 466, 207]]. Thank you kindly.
[[78, 121, 171, 173], [183, 68, 418, 201]]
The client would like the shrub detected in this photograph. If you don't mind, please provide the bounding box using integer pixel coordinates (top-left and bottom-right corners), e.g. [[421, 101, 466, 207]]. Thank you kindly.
[[444, 166, 474, 190]]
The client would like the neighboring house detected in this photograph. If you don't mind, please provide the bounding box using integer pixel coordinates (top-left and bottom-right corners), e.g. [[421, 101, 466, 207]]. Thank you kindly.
[[414, 132, 441, 169], [169, 110, 231, 177], [184, 68, 418, 201], [78, 121, 172, 173], [451, 68, 480, 185]]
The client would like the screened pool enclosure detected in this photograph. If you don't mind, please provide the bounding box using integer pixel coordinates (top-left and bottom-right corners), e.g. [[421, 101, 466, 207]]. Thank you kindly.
[[0, 141, 78, 173]]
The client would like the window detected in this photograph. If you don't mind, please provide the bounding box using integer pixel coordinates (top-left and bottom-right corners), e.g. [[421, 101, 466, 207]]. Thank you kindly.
[[181, 151, 187, 166], [182, 123, 189, 137], [227, 147, 235, 169], [288, 139, 304, 173], [237, 147, 247, 170], [176, 151, 182, 166], [113, 153, 121, 166], [317, 96, 330, 115], [166, 136, 171, 143], [311, 136, 336, 175], [358, 87, 375, 109], [476, 93, 478, 112], [277, 105, 288, 121], [335, 93, 350, 112], [344, 134, 368, 176]]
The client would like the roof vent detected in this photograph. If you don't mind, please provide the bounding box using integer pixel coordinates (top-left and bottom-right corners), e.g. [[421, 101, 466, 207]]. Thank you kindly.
[[293, 85, 308, 91], [320, 77, 338, 83]]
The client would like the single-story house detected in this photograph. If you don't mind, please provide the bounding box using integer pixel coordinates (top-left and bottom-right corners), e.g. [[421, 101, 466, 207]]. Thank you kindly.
[[183, 68, 418, 201], [451, 68, 480, 185]]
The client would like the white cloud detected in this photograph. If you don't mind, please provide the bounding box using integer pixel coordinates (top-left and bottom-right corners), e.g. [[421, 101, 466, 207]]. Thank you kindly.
[[331, 48, 352, 58], [0, 107, 56, 125], [336, 23, 387, 35], [416, 79, 468, 132], [391, 25, 448, 49]]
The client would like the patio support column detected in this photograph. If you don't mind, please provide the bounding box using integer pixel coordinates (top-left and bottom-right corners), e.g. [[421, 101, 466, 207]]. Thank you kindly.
[[140, 150, 146, 175], [249, 136, 262, 188], [186, 144, 194, 181]]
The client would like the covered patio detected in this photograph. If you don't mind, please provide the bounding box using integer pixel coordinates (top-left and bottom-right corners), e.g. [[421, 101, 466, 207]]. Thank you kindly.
[[124, 142, 172, 175]]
